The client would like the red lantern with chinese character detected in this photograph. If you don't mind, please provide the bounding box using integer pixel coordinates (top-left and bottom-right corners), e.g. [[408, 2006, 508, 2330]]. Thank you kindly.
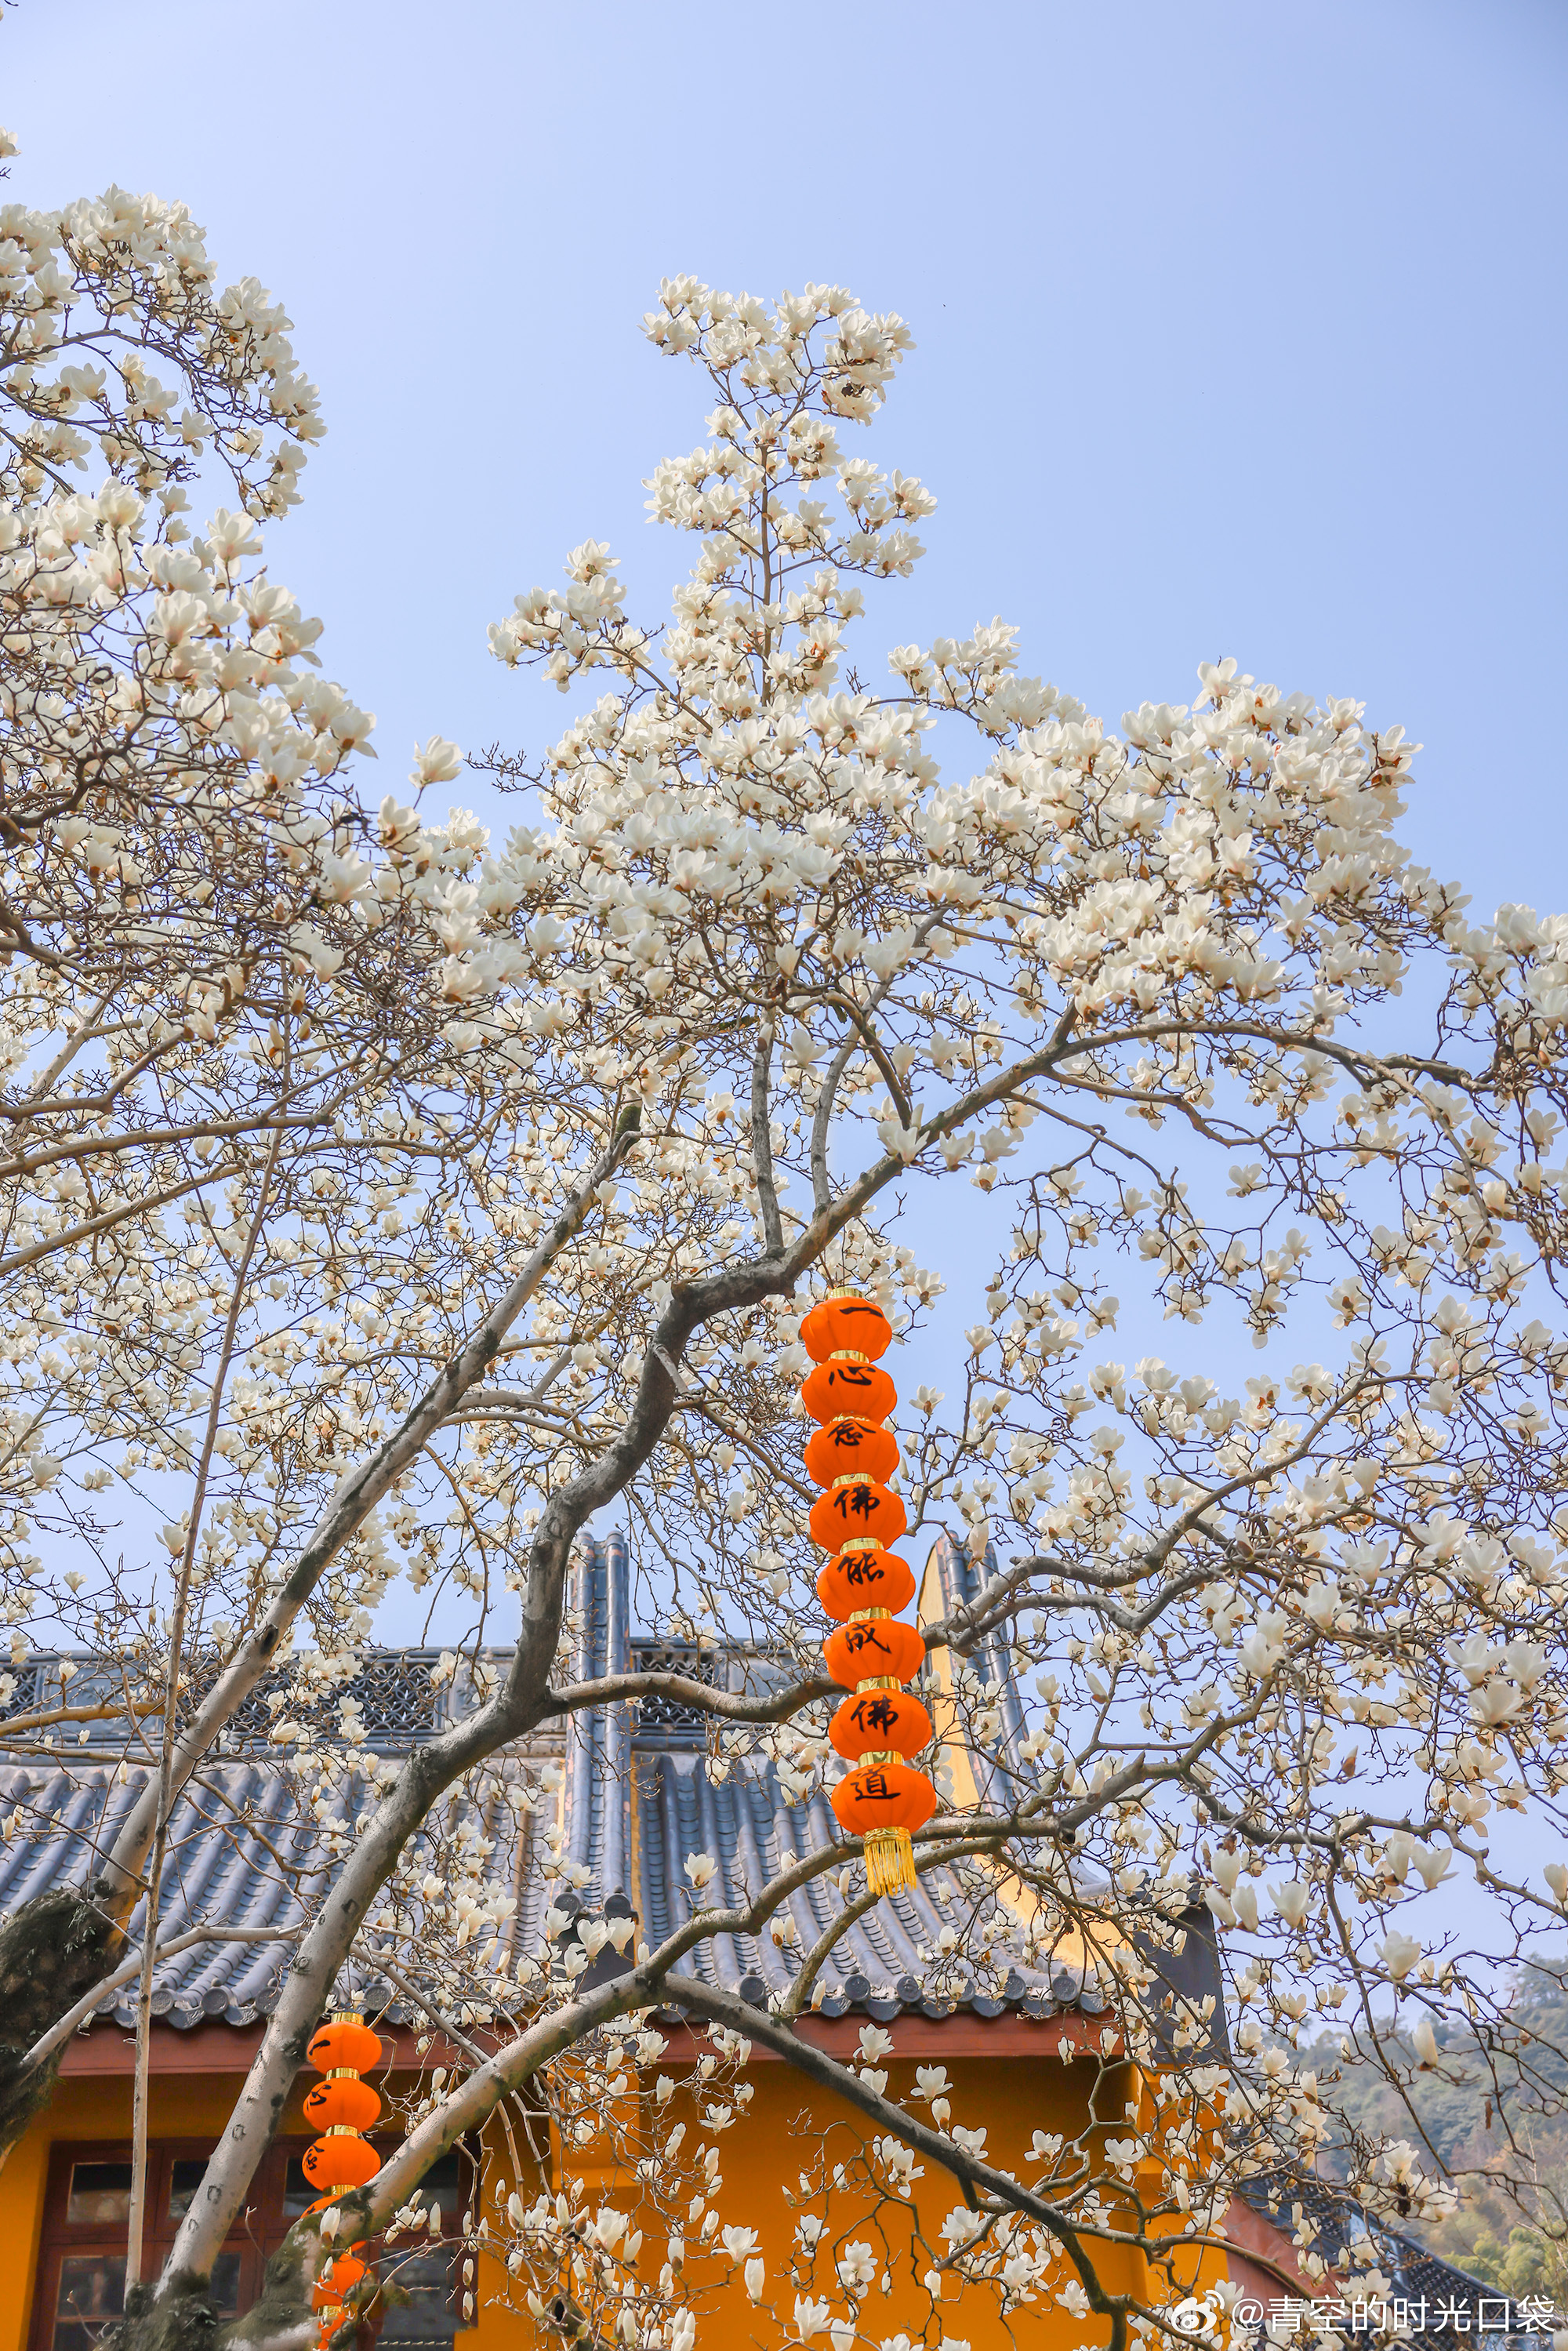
[[832, 1757, 938, 1891], [829, 1686, 934, 1761], [303, 2131, 380, 2190], [307, 2018, 382, 2076], [800, 1292, 894, 1364], [815, 1544, 916, 1619], [800, 1354, 897, 1425], [804, 1416, 898, 1487], [824, 1615, 926, 1688], [808, 1474, 907, 1553], [303, 2076, 382, 2133]]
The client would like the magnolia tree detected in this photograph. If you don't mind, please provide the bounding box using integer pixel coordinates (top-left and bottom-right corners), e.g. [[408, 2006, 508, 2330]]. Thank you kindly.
[[2, 159, 1568, 2351]]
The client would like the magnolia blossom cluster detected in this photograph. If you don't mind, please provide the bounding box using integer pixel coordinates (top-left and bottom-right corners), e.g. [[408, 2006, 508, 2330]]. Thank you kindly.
[[0, 180, 320, 518]]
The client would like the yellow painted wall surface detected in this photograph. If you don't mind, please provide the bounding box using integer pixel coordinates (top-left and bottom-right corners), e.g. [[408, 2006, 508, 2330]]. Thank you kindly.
[[2, 2055, 1229, 2351], [466, 2052, 1221, 2351]]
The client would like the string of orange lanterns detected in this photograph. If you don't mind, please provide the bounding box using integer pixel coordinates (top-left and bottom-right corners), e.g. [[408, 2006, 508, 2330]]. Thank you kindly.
[[302, 2011, 381, 2346], [799, 1289, 936, 1896]]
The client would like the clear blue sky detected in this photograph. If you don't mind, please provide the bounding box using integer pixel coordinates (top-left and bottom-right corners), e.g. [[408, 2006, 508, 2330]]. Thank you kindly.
[[6, 0, 1565, 921]]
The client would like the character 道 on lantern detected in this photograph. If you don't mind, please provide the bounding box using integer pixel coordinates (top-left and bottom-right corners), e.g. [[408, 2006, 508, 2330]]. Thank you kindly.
[[799, 1290, 936, 1895]]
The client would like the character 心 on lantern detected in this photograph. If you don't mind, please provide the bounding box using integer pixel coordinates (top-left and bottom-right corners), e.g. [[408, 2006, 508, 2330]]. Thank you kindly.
[[800, 1290, 937, 1895]]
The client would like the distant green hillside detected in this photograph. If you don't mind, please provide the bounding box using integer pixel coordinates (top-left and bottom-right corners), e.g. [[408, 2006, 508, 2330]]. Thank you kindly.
[[1293, 1963, 1568, 2302]]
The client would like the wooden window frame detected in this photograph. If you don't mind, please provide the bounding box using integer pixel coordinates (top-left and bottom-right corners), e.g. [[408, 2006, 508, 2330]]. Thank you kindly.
[[28, 2138, 475, 2351]]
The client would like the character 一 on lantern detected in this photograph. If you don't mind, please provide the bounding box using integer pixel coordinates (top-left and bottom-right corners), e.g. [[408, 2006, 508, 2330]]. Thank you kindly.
[[800, 1289, 936, 1896], [303, 2011, 382, 2346]]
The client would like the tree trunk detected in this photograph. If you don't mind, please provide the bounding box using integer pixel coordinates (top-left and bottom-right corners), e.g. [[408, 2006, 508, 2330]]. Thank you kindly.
[[0, 1891, 123, 2167]]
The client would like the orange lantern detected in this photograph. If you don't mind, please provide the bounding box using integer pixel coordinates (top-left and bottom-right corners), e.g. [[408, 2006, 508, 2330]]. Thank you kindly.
[[307, 2018, 382, 2075], [833, 1758, 939, 1834], [816, 1545, 916, 1619], [824, 1615, 926, 1688], [830, 1687, 933, 1761], [313, 2255, 368, 2312], [832, 1759, 938, 1893], [303, 2008, 381, 2212], [800, 1292, 893, 1364], [303, 2132, 381, 2189], [800, 1355, 896, 1425], [303, 2076, 382, 2133], [808, 1475, 907, 1553], [804, 1417, 898, 1487]]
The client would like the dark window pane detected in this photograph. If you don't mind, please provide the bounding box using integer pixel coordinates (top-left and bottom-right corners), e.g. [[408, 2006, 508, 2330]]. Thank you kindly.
[[378, 2250, 456, 2346], [422, 2151, 462, 2200], [410, 2148, 474, 2230], [54, 2253, 126, 2349], [209, 2252, 241, 2316], [168, 2158, 206, 2222], [281, 2157, 314, 2218], [66, 2165, 132, 2229]]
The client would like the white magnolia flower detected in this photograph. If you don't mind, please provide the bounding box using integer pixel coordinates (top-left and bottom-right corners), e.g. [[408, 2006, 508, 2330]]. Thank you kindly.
[[1379, 1931, 1423, 1982]]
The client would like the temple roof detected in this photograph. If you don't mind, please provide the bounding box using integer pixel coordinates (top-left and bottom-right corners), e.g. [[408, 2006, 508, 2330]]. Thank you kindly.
[[1238, 2172, 1558, 2351], [0, 1534, 1218, 2038]]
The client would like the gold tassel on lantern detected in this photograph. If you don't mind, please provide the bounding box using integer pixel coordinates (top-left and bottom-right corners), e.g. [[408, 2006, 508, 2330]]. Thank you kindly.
[[862, 1826, 917, 1895]]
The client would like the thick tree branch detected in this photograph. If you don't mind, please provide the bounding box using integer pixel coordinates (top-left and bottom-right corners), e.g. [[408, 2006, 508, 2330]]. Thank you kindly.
[[95, 1107, 644, 1921]]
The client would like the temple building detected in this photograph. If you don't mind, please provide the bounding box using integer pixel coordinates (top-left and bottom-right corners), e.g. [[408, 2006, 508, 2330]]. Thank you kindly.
[[0, 1535, 1499, 2351]]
